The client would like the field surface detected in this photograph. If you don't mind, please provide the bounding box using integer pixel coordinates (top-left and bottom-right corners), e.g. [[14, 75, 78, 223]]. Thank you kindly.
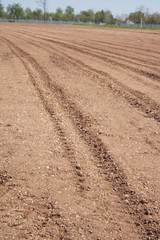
[[0, 23, 160, 239]]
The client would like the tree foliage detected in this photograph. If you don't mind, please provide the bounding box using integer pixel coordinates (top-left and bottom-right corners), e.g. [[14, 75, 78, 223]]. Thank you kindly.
[[0, 3, 4, 17], [1, 3, 160, 25], [65, 6, 75, 21], [55, 8, 63, 21], [129, 11, 144, 24], [32, 8, 43, 20], [7, 3, 24, 20], [128, 11, 160, 25], [24, 8, 33, 19], [79, 9, 94, 22]]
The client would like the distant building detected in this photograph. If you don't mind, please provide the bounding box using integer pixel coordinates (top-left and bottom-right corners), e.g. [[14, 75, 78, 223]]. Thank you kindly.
[[126, 20, 134, 25]]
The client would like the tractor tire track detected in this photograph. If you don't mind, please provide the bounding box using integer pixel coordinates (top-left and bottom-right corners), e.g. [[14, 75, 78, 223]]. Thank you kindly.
[[16, 30, 160, 81], [4, 28, 160, 79], [4, 30, 160, 123], [18, 34, 160, 123], [7, 29, 160, 91], [2, 35, 160, 240], [1, 36, 141, 239]]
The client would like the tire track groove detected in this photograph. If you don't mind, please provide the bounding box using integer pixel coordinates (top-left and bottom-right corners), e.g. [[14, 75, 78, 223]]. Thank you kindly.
[[4, 30, 160, 122], [3, 37, 88, 195], [47, 44, 160, 123], [25, 35, 160, 122], [39, 37, 160, 82], [2, 36, 160, 239], [5, 29, 160, 80]]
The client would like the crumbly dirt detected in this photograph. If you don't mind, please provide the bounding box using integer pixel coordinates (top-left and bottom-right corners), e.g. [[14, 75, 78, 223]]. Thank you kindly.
[[0, 23, 160, 240]]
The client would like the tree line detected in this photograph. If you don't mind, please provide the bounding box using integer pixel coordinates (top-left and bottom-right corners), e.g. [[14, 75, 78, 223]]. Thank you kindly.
[[0, 2, 160, 25]]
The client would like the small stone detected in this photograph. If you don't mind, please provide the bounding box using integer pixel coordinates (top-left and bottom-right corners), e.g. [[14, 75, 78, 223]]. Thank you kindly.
[[76, 166, 81, 170]]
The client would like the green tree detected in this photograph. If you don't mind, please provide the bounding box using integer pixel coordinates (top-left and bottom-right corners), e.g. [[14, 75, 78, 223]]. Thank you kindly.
[[24, 8, 33, 19], [0, 3, 4, 17], [129, 11, 144, 24], [55, 8, 63, 21], [7, 3, 24, 20], [79, 9, 94, 22], [151, 12, 160, 25], [44, 12, 51, 21], [95, 10, 105, 24], [65, 6, 75, 21], [50, 12, 55, 21], [33, 8, 43, 20]]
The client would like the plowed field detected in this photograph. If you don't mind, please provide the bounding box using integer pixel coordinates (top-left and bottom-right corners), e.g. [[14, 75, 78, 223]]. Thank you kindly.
[[0, 23, 160, 239]]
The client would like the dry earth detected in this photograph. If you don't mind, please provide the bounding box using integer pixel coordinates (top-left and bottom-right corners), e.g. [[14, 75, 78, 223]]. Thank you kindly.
[[0, 23, 160, 240]]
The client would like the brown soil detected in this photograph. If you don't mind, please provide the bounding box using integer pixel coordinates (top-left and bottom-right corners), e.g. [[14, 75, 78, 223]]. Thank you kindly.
[[0, 23, 160, 240]]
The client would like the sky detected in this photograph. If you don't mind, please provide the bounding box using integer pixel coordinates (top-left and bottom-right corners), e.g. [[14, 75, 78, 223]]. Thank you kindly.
[[2, 0, 160, 16]]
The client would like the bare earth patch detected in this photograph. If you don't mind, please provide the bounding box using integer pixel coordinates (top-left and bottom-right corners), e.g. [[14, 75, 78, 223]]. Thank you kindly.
[[0, 23, 160, 239]]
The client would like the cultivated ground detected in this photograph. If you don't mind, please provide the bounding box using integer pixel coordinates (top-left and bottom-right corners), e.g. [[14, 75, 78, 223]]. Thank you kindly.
[[0, 23, 160, 240]]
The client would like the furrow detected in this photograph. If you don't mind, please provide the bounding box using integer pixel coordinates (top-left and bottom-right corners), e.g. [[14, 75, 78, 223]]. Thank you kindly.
[[4, 37, 88, 194], [30, 36, 160, 82], [3, 36, 160, 240], [23, 37, 160, 123], [6, 28, 160, 73], [94, 39, 160, 57]]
